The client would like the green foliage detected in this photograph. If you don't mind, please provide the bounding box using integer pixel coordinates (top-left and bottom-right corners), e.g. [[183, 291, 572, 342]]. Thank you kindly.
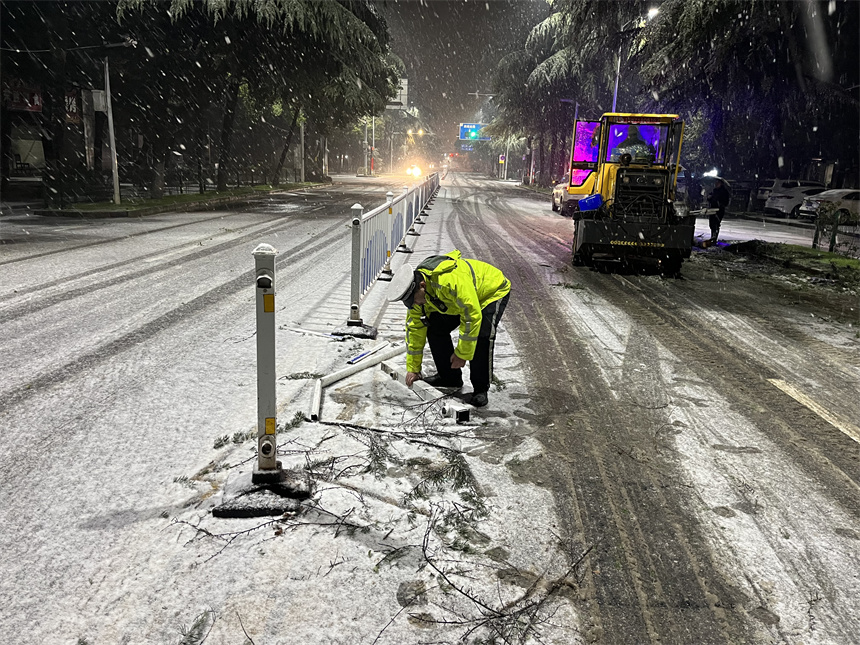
[[177, 609, 214, 645], [402, 449, 486, 518], [4, 0, 399, 199], [363, 432, 394, 478], [489, 0, 859, 178]]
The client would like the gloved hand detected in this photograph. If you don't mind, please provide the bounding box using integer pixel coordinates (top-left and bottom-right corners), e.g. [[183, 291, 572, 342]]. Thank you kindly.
[[450, 354, 466, 369]]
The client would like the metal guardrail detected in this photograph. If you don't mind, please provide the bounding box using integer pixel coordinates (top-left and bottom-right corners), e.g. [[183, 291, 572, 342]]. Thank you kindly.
[[343, 173, 440, 333]]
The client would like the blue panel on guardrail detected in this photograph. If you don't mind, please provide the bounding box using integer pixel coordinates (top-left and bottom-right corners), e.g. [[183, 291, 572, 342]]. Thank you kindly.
[[392, 213, 403, 254], [361, 229, 388, 294]]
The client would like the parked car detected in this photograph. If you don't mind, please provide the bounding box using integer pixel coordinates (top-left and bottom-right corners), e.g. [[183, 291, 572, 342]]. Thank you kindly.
[[764, 186, 828, 217], [552, 174, 593, 216], [551, 175, 570, 212], [756, 179, 825, 205], [798, 188, 860, 223]]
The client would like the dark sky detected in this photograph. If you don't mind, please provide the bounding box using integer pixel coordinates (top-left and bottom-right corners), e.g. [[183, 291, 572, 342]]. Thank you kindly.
[[381, 0, 549, 141]]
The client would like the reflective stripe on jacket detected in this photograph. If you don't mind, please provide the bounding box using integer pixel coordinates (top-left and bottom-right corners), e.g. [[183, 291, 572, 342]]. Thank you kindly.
[[405, 250, 511, 373]]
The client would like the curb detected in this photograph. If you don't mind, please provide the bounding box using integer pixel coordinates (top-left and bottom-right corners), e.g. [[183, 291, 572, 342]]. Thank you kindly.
[[730, 210, 860, 240], [31, 185, 325, 219]]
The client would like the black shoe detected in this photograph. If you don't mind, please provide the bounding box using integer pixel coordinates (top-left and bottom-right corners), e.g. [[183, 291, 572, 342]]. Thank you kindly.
[[423, 374, 463, 389], [470, 392, 488, 407]]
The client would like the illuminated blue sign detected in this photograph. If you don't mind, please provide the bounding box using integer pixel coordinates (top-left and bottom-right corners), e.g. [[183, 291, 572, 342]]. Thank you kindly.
[[458, 123, 490, 141]]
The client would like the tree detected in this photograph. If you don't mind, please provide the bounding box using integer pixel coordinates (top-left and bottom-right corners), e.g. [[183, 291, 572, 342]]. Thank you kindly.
[[122, 0, 398, 191], [488, 0, 859, 182], [1, 1, 126, 204]]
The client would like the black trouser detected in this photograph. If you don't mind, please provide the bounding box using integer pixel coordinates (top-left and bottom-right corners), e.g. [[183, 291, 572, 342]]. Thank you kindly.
[[426, 293, 510, 394], [709, 207, 725, 241]]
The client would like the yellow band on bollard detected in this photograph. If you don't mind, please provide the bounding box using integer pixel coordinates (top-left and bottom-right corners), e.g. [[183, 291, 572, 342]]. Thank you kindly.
[[265, 418, 276, 434], [263, 294, 274, 312]]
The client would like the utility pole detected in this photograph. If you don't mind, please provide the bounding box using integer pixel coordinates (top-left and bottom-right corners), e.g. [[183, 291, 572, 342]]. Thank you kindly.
[[104, 57, 120, 204], [503, 138, 510, 181], [300, 121, 305, 183], [371, 117, 376, 176], [364, 120, 368, 175]]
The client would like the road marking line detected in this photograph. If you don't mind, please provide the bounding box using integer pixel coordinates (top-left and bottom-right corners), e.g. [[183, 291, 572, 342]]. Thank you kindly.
[[769, 378, 860, 445]]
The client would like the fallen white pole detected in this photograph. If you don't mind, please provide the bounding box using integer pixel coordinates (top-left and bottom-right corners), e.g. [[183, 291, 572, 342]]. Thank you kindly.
[[347, 340, 391, 365], [321, 344, 405, 387], [379, 361, 470, 423], [308, 344, 406, 421]]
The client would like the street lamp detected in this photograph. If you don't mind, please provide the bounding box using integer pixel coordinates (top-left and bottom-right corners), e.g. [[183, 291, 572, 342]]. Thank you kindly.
[[391, 128, 425, 172], [612, 8, 658, 112]]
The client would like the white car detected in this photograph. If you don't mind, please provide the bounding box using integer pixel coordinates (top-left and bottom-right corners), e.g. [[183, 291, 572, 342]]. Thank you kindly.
[[551, 175, 570, 212], [764, 186, 827, 217], [757, 178, 824, 203], [798, 188, 860, 223], [551, 175, 591, 215]]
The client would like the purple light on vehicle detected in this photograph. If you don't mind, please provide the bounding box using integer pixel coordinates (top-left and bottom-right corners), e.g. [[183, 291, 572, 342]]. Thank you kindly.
[[571, 122, 600, 185]]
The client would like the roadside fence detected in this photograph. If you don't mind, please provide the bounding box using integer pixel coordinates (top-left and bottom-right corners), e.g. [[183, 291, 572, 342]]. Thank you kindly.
[[340, 173, 440, 335]]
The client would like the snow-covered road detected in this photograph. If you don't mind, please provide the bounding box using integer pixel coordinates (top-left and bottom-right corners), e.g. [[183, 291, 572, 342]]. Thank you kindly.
[[1, 173, 858, 644]]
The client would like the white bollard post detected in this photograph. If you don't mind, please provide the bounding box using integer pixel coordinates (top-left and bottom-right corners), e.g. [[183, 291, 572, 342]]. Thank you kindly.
[[252, 243, 281, 481], [348, 204, 364, 325]]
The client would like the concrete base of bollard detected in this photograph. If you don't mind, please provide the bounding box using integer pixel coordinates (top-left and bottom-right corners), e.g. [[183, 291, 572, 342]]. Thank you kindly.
[[213, 467, 313, 518], [331, 322, 378, 339], [252, 462, 287, 484]]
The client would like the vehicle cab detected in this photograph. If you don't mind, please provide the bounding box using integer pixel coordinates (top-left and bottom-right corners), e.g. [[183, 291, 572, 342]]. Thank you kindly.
[[570, 113, 684, 217], [567, 113, 692, 271]]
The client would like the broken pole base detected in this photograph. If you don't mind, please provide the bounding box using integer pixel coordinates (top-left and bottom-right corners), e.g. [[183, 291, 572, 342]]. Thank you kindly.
[[379, 361, 471, 423], [396, 244, 414, 254], [213, 467, 313, 518], [331, 320, 378, 339]]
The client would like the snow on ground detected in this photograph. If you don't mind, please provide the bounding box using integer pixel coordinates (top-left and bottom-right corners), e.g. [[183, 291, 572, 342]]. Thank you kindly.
[[540, 268, 860, 644], [6, 182, 858, 644], [120, 209, 587, 644]]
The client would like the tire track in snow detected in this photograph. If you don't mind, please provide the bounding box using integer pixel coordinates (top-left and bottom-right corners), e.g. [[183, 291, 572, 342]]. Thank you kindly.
[[0, 209, 269, 268], [581, 270, 860, 642], [0, 217, 349, 409], [443, 173, 750, 644], [0, 213, 300, 321]]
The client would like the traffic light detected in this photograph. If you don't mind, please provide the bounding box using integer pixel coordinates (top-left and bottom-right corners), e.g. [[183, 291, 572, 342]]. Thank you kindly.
[[469, 130, 478, 140]]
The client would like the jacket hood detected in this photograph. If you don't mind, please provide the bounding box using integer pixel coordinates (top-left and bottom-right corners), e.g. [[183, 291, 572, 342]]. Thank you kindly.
[[416, 250, 461, 277]]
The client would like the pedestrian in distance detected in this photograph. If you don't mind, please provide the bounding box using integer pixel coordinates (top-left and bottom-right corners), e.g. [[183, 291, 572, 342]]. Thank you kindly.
[[707, 178, 731, 244], [387, 250, 511, 408]]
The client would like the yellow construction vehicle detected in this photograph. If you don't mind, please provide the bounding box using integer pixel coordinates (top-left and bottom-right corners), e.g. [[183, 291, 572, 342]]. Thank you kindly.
[[568, 113, 692, 273]]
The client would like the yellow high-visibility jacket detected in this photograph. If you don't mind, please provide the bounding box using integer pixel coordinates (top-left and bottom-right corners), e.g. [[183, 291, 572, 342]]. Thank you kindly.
[[405, 250, 511, 373]]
